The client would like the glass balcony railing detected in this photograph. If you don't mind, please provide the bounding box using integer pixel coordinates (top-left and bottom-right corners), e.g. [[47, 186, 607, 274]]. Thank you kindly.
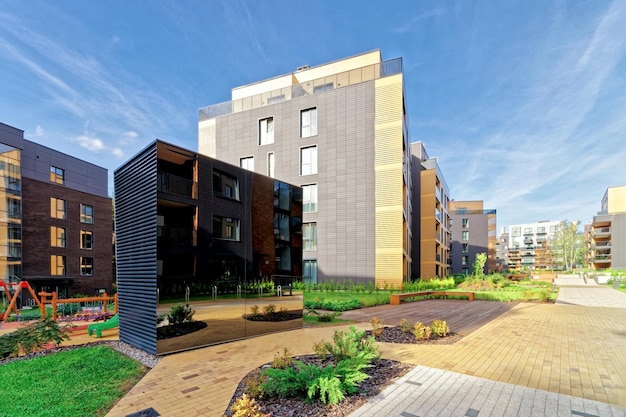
[[199, 58, 403, 121]]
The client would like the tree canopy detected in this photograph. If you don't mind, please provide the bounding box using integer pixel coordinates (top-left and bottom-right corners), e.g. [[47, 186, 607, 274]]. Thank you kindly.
[[551, 220, 585, 271]]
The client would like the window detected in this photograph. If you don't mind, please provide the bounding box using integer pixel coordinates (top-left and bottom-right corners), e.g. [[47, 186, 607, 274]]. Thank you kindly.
[[268, 153, 275, 178], [50, 166, 65, 184], [51, 255, 66, 276], [80, 257, 94, 276], [7, 197, 20, 219], [7, 163, 20, 192], [81, 230, 93, 250], [524, 228, 533, 234], [462, 218, 469, 228], [302, 184, 318, 213], [213, 170, 239, 200], [213, 215, 240, 241], [300, 108, 317, 138], [274, 182, 291, 210], [511, 227, 521, 237], [81, 204, 94, 224], [240, 156, 254, 171], [303, 260, 318, 284], [274, 213, 290, 241], [462, 231, 469, 241], [462, 256, 469, 265], [259, 117, 274, 145], [462, 243, 469, 253], [50, 198, 66, 219], [550, 225, 558, 232], [303, 222, 317, 250], [50, 226, 66, 248], [300, 146, 317, 175], [537, 227, 546, 233], [462, 267, 469, 275]]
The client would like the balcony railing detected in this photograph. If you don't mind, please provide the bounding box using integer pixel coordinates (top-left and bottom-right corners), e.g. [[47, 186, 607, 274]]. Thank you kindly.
[[158, 172, 196, 199], [199, 58, 403, 121]]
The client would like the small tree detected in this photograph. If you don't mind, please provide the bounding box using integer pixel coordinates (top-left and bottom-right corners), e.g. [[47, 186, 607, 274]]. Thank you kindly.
[[472, 253, 487, 278], [551, 220, 585, 271]]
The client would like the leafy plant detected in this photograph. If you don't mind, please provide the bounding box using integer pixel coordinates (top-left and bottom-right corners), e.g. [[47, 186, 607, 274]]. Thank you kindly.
[[263, 304, 276, 316], [250, 305, 260, 316], [323, 326, 380, 362], [243, 369, 267, 399], [370, 317, 384, 337], [400, 318, 412, 333], [167, 304, 195, 325], [0, 315, 72, 358], [413, 322, 432, 341], [430, 320, 449, 338], [272, 347, 294, 369], [227, 393, 269, 417]]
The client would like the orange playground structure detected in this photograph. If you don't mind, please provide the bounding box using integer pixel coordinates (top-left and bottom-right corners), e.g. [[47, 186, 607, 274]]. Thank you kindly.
[[1, 280, 118, 322]]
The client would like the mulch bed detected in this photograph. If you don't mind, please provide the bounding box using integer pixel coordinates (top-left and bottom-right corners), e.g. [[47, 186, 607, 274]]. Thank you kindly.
[[224, 326, 462, 416], [156, 321, 208, 340]]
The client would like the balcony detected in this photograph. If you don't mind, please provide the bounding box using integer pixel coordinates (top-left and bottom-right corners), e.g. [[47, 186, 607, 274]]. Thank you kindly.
[[593, 227, 611, 238], [158, 172, 196, 199], [593, 255, 611, 263], [199, 58, 403, 120]]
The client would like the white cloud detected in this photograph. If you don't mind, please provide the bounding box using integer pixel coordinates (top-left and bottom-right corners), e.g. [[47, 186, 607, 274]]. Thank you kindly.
[[112, 148, 124, 158], [35, 125, 45, 136], [74, 132, 105, 151]]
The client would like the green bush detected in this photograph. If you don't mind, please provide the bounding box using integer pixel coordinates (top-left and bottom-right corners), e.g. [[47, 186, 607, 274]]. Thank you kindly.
[[303, 299, 363, 311], [167, 304, 195, 325], [322, 326, 380, 362], [413, 322, 432, 341], [0, 315, 71, 358]]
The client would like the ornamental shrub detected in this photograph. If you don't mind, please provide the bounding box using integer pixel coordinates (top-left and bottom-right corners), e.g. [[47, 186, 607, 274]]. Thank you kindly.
[[430, 319, 449, 338]]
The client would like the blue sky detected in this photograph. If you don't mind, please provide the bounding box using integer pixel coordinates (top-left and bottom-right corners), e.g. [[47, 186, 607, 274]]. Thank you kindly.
[[1, 0, 625, 231]]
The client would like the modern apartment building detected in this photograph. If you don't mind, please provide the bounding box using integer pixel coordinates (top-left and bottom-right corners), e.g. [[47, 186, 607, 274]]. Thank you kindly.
[[115, 140, 303, 354], [0, 122, 112, 301], [449, 200, 497, 275], [495, 228, 510, 271], [507, 220, 560, 271], [410, 142, 451, 279], [198, 50, 412, 288], [586, 185, 626, 271]]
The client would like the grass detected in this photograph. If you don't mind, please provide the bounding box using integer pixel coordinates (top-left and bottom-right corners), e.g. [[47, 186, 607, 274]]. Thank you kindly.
[[304, 291, 390, 308], [0, 345, 148, 417]]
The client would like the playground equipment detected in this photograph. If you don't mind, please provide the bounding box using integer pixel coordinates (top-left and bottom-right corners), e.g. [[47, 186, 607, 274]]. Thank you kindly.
[[1, 281, 46, 321], [1, 280, 118, 322], [88, 313, 119, 338]]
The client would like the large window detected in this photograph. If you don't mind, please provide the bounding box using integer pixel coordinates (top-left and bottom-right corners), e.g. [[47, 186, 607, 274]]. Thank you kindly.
[[462, 256, 469, 266], [303, 222, 317, 251], [50, 166, 64, 184], [213, 170, 239, 200], [462, 243, 469, 253], [81, 230, 93, 250], [213, 215, 240, 241], [50, 226, 66, 248], [51, 198, 66, 219], [303, 260, 318, 284], [462, 218, 469, 228], [240, 156, 254, 171], [300, 108, 317, 138], [302, 184, 317, 213], [7, 197, 20, 220], [51, 255, 66, 276], [300, 146, 317, 175], [511, 227, 521, 237], [259, 117, 274, 145], [462, 231, 469, 241], [80, 257, 94, 276], [81, 204, 94, 224]]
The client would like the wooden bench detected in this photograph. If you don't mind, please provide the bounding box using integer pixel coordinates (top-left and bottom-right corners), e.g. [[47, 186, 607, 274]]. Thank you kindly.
[[390, 291, 474, 305]]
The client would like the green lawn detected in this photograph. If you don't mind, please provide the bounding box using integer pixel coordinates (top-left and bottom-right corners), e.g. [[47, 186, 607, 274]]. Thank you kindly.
[[0, 345, 147, 417]]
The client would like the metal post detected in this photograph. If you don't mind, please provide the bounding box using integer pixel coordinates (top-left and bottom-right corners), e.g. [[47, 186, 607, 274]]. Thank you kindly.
[[185, 286, 190, 304], [212, 286, 217, 300], [277, 285, 282, 297], [237, 285, 241, 299]]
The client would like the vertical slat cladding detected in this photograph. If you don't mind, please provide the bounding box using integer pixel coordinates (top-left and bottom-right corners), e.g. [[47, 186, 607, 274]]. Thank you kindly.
[[375, 75, 404, 287], [114, 143, 158, 354]]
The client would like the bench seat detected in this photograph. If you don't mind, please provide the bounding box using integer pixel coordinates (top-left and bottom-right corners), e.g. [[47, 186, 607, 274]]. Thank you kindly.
[[390, 291, 474, 305]]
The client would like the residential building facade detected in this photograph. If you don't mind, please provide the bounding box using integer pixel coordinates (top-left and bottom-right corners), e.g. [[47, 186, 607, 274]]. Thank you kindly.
[[0, 122, 112, 302], [198, 50, 412, 288], [115, 140, 303, 355], [449, 200, 497, 275], [507, 220, 560, 271], [410, 142, 451, 279], [586, 185, 626, 270]]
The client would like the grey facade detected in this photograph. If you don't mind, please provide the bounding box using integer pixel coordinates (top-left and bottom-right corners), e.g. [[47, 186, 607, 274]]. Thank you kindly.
[[199, 51, 412, 287]]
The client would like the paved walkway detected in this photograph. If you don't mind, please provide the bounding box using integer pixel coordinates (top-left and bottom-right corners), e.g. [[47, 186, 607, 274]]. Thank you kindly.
[[105, 276, 626, 417]]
